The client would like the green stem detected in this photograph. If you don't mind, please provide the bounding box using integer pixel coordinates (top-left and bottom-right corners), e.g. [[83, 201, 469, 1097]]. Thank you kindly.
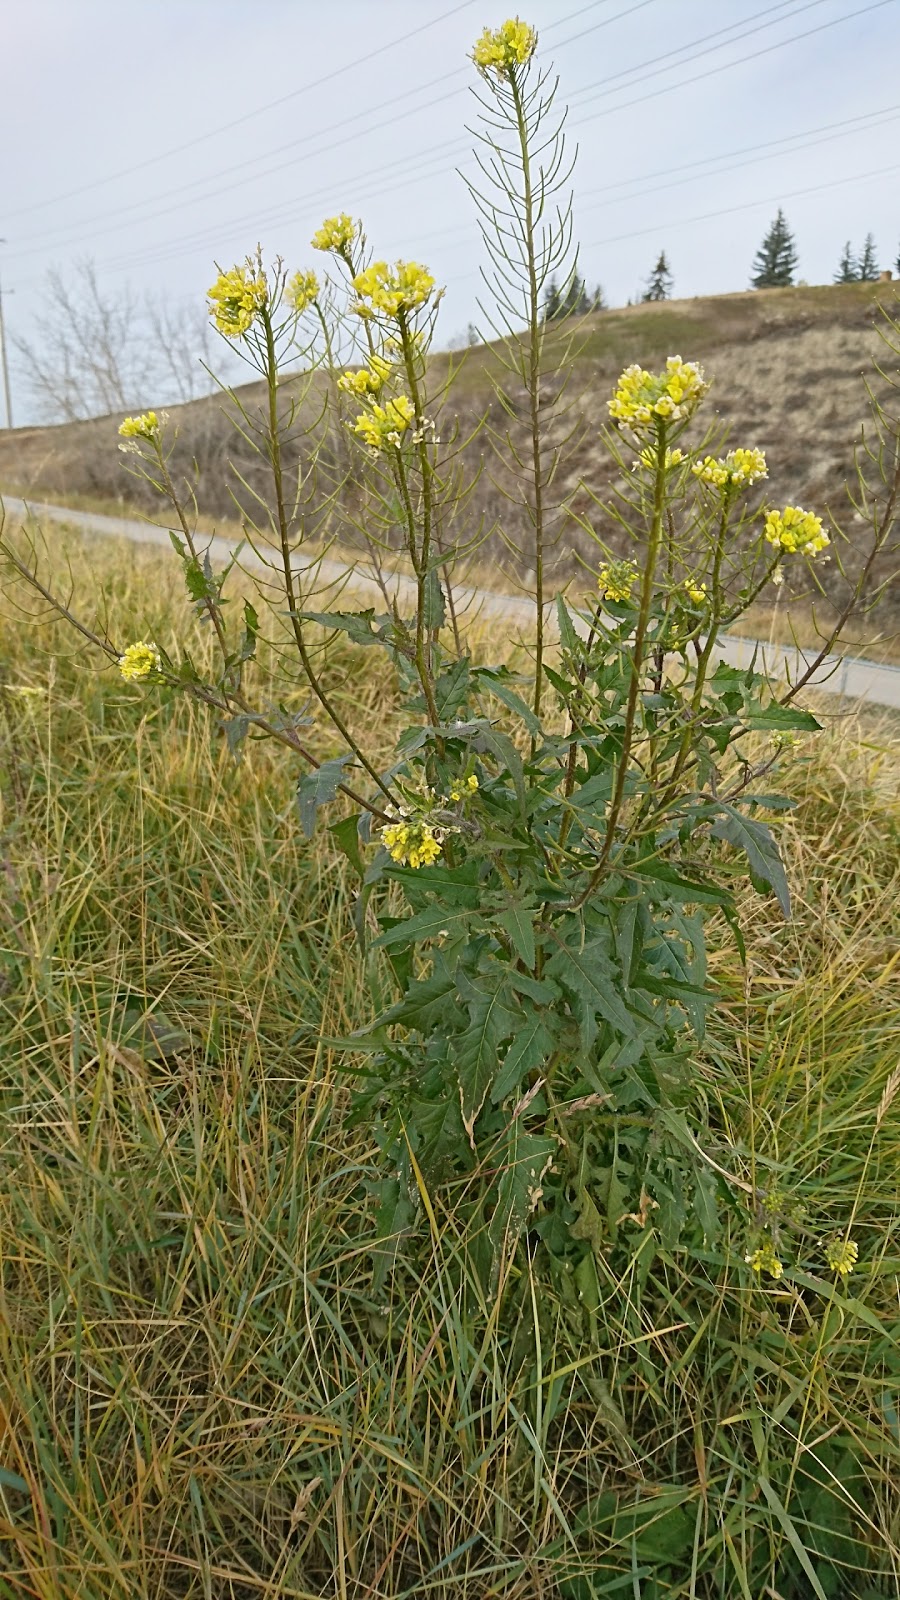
[[261, 308, 393, 801], [665, 494, 731, 792], [511, 73, 546, 735], [571, 424, 668, 907]]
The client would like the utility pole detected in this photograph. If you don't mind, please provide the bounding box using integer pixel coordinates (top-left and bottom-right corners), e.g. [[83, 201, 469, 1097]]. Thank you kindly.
[[0, 241, 13, 428]]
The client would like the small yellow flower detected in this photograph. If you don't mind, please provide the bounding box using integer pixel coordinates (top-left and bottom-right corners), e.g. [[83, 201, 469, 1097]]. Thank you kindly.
[[352, 395, 415, 452], [745, 1241, 783, 1280], [764, 505, 829, 557], [337, 365, 386, 397], [311, 213, 357, 256], [287, 269, 319, 312], [598, 560, 638, 603], [609, 356, 708, 431], [118, 410, 163, 442], [449, 773, 479, 802], [692, 446, 768, 491], [472, 17, 537, 75], [207, 264, 268, 337], [683, 577, 708, 605], [382, 819, 442, 869], [636, 445, 684, 471], [352, 260, 435, 318], [118, 641, 161, 681], [825, 1237, 858, 1281]]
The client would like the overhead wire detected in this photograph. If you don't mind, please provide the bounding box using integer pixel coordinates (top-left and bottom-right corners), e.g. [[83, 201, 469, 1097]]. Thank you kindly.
[[89, 0, 892, 282], [93, 98, 900, 282], [1, 0, 483, 222], [4, 0, 640, 259]]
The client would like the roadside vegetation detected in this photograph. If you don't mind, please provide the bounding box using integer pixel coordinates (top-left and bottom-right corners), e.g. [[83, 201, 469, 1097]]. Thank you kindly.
[[1, 16, 899, 1599]]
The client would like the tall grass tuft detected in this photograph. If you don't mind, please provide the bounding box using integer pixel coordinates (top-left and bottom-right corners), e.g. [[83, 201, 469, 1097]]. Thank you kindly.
[[1, 530, 899, 1597]]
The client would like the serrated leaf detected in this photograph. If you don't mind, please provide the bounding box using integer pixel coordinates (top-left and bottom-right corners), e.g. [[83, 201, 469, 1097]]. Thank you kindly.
[[423, 568, 445, 633], [300, 609, 393, 648], [488, 1127, 556, 1266], [297, 755, 352, 837], [710, 803, 791, 917], [546, 935, 636, 1042], [744, 703, 821, 733], [329, 812, 364, 877], [556, 594, 580, 655], [491, 1013, 555, 1103], [454, 972, 519, 1130], [238, 598, 259, 663], [374, 903, 476, 950], [379, 967, 457, 1031], [407, 1091, 465, 1170], [474, 725, 526, 812], [433, 656, 471, 720], [222, 714, 251, 759], [474, 668, 543, 737], [496, 904, 536, 969], [626, 860, 728, 905]]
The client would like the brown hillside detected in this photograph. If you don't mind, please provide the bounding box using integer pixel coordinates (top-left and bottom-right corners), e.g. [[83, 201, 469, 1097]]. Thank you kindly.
[[2, 280, 897, 618]]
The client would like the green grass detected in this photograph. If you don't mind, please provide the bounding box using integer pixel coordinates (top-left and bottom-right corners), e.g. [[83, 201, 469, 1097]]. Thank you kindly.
[[1, 530, 899, 1598]]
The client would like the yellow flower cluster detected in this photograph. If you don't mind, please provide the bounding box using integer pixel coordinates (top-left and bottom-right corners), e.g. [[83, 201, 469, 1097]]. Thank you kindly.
[[337, 353, 392, 397], [692, 446, 768, 490], [825, 1237, 858, 1280], [598, 560, 638, 603], [449, 773, 479, 802], [118, 411, 163, 442], [353, 394, 415, 452], [764, 505, 829, 557], [683, 578, 708, 605], [207, 265, 268, 337], [382, 818, 442, 869], [636, 445, 685, 471], [311, 214, 357, 255], [745, 1241, 783, 1280], [609, 355, 708, 430], [472, 17, 537, 74], [287, 270, 319, 312], [118, 641, 161, 681], [352, 259, 435, 318]]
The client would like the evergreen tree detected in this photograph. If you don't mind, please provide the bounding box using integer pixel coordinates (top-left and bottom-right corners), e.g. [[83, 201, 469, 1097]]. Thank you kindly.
[[642, 250, 673, 301], [834, 241, 858, 283], [751, 209, 798, 288], [857, 233, 879, 281], [544, 271, 604, 322], [543, 277, 563, 322], [896, 241, 900, 276]]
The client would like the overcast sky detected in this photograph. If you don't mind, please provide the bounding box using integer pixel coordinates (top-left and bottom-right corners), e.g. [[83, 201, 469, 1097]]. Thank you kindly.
[[3, 0, 899, 420]]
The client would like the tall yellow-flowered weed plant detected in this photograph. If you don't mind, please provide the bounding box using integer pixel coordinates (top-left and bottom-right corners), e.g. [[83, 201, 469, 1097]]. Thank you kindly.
[[3, 17, 897, 1324]]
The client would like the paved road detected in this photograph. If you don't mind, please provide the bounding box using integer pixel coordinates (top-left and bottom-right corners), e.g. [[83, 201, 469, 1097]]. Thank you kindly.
[[5, 494, 900, 711]]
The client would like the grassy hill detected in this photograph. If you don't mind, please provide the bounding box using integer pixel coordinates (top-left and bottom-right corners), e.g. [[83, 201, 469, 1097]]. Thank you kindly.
[[2, 279, 897, 625]]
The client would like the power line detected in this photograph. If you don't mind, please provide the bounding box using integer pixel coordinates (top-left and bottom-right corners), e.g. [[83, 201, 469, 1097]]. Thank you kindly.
[[91, 0, 892, 283], [1, 0, 481, 223], [4, 0, 630, 259], [6, 0, 829, 271], [580, 157, 900, 250], [574, 0, 896, 125]]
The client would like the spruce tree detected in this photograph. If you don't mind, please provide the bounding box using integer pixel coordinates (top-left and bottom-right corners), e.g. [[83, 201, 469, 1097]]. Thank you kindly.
[[834, 241, 858, 283], [857, 233, 879, 281], [544, 271, 604, 321], [642, 250, 673, 301], [751, 209, 798, 288], [543, 277, 562, 322]]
